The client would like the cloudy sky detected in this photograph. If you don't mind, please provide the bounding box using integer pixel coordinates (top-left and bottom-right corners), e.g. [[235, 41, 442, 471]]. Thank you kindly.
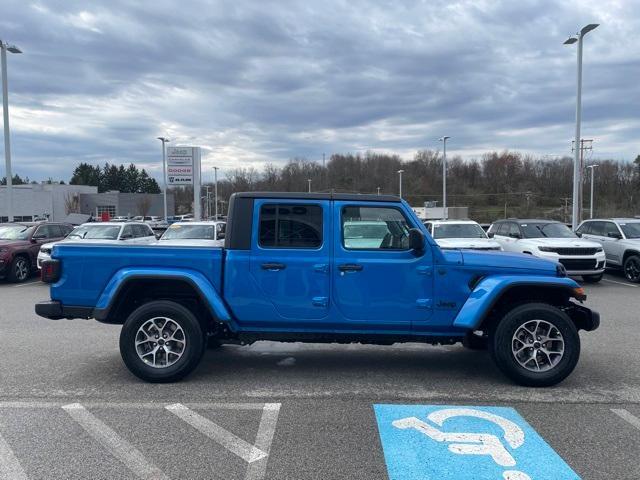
[[1, 0, 638, 182]]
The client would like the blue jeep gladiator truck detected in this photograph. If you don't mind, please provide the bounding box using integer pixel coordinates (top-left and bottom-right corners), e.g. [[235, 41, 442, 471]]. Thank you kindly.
[[36, 192, 599, 386]]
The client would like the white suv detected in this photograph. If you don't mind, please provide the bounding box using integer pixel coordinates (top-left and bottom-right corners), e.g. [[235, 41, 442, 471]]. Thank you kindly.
[[423, 220, 502, 251], [576, 218, 640, 283], [37, 222, 157, 268], [488, 219, 606, 282]]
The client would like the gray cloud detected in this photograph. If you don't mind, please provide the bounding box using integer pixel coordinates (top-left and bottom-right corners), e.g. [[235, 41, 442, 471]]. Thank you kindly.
[[1, 0, 639, 183]]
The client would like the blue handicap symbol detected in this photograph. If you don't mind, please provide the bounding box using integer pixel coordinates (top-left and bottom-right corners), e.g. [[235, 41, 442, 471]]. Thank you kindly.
[[374, 404, 580, 480]]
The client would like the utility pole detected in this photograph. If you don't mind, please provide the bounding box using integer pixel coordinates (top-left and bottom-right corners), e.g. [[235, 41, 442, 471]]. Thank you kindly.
[[397, 170, 404, 199], [571, 138, 593, 222], [1, 40, 22, 223], [586, 164, 599, 219], [157, 137, 170, 220], [564, 24, 599, 230], [204, 185, 210, 218], [213, 166, 219, 219], [561, 197, 571, 224], [307, 179, 312, 193], [377, 187, 381, 196], [439, 136, 451, 219]]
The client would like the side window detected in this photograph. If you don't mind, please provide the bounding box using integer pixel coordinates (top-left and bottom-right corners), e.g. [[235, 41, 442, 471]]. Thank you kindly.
[[121, 225, 134, 239], [508, 223, 521, 237], [576, 222, 590, 235], [259, 204, 323, 249], [603, 222, 620, 237], [424, 223, 432, 234], [49, 225, 63, 238], [495, 223, 507, 236], [589, 221, 605, 236], [342, 206, 411, 250], [34, 225, 52, 239]]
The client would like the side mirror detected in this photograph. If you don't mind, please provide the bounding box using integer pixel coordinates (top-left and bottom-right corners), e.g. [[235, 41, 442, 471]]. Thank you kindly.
[[575, 232, 582, 237], [608, 232, 622, 239], [509, 232, 521, 239], [217, 232, 225, 239], [120, 234, 133, 240], [487, 232, 495, 238], [408, 228, 425, 253]]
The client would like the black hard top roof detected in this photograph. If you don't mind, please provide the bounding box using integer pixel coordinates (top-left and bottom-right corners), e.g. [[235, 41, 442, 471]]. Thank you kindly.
[[231, 192, 401, 202]]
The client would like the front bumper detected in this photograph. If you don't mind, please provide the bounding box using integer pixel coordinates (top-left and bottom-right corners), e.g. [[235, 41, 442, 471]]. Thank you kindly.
[[564, 303, 600, 332], [35, 301, 93, 320], [535, 252, 606, 276]]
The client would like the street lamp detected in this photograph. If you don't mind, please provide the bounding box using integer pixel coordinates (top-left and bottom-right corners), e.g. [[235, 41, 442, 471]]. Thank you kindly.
[[1, 40, 22, 223], [157, 137, 170, 220], [377, 187, 381, 196], [307, 179, 312, 193], [397, 170, 404, 199], [439, 136, 451, 219], [586, 164, 599, 219], [564, 23, 599, 229], [213, 166, 219, 219]]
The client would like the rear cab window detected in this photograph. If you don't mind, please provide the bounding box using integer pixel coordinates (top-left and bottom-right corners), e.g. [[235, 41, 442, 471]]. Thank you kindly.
[[258, 203, 323, 249]]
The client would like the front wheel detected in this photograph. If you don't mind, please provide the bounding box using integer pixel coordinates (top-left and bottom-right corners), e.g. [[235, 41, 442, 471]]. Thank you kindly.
[[490, 303, 580, 387], [8, 256, 31, 283], [624, 255, 640, 283], [120, 301, 206, 383]]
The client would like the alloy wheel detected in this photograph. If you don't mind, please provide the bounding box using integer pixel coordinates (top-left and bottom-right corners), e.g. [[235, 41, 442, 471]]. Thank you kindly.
[[511, 319, 565, 372], [135, 317, 187, 368]]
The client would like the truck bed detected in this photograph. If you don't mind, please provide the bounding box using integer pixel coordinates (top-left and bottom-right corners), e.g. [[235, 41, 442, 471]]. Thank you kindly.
[[50, 243, 224, 307]]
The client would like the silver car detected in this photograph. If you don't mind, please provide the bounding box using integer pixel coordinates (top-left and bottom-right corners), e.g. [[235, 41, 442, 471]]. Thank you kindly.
[[576, 218, 640, 283]]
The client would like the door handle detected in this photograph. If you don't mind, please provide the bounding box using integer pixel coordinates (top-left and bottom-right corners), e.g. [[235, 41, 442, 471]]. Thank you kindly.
[[261, 263, 286, 271], [338, 263, 363, 272]]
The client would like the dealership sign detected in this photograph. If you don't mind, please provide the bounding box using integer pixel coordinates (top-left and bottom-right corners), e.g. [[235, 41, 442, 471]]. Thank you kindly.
[[164, 145, 203, 220]]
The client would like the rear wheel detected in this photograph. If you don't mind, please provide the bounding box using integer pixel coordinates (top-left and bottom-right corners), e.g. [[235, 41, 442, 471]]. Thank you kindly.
[[490, 303, 580, 387], [119, 300, 206, 383], [582, 273, 603, 283], [8, 256, 31, 283], [623, 254, 640, 283]]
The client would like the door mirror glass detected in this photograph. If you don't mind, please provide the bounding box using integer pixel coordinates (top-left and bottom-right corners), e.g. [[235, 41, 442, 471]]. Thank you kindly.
[[508, 232, 521, 239], [607, 231, 622, 239], [408, 228, 424, 252], [487, 232, 495, 238]]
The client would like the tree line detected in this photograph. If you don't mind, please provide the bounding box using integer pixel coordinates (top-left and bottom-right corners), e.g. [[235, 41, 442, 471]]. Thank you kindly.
[[203, 151, 640, 223], [69, 163, 160, 194]]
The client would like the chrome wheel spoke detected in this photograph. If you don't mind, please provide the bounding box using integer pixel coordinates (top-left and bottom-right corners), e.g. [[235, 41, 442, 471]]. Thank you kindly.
[[135, 317, 186, 369], [512, 319, 564, 373]]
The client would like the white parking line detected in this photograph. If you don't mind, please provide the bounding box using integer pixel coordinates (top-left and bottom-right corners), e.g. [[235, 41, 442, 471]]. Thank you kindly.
[[62, 403, 169, 480], [245, 403, 281, 480], [166, 403, 268, 463], [12, 280, 42, 288], [602, 278, 639, 288], [611, 408, 640, 430], [0, 429, 28, 480]]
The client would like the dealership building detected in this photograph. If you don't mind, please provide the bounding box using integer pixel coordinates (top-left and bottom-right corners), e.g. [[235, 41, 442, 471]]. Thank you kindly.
[[0, 183, 175, 222]]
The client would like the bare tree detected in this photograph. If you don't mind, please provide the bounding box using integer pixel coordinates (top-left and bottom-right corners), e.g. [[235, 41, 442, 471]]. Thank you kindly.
[[64, 192, 80, 215], [136, 195, 152, 217]]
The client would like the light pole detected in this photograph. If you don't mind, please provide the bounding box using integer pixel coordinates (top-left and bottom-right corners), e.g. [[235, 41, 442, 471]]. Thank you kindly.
[[1, 40, 22, 223], [377, 187, 381, 195], [586, 164, 599, 219], [157, 137, 169, 220], [204, 185, 210, 218], [213, 166, 219, 219], [439, 136, 450, 219], [307, 179, 312, 193], [564, 23, 599, 229], [397, 170, 404, 199]]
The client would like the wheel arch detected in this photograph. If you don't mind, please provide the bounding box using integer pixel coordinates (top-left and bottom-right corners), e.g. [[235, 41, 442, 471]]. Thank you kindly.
[[94, 272, 234, 334], [453, 276, 583, 332], [623, 249, 640, 264]]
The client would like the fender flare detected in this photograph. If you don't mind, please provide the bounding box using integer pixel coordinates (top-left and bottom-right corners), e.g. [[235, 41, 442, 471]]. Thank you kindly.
[[93, 267, 234, 327], [453, 275, 581, 330]]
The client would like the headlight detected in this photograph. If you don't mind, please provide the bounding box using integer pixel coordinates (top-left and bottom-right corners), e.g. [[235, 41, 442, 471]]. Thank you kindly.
[[538, 246, 555, 252]]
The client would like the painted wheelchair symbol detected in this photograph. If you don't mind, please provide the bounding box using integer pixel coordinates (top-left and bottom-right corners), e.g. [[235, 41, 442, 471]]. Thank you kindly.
[[392, 408, 532, 480]]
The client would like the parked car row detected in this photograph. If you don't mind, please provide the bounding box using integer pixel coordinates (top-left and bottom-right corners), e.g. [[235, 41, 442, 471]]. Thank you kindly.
[[424, 216, 640, 283]]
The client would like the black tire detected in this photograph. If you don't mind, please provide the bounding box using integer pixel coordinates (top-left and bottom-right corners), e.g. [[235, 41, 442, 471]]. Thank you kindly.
[[623, 254, 640, 283], [582, 273, 603, 283], [490, 303, 580, 387], [119, 300, 206, 383], [8, 255, 31, 283], [462, 331, 489, 350]]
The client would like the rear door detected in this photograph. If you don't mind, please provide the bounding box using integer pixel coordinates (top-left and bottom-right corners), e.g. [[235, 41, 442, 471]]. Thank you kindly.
[[331, 202, 433, 330], [249, 200, 331, 324]]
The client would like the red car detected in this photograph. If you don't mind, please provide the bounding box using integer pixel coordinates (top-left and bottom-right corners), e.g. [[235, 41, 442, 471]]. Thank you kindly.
[[0, 223, 73, 283]]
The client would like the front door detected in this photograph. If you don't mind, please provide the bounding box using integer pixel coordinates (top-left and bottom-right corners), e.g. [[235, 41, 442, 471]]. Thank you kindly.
[[249, 200, 331, 324], [331, 202, 433, 331]]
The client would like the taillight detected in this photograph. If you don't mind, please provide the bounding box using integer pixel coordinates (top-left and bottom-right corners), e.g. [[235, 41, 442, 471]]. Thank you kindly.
[[41, 259, 61, 283]]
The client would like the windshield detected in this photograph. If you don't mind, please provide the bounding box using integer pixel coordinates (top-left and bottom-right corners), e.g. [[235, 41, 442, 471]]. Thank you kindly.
[[67, 225, 121, 240], [161, 224, 217, 240], [521, 223, 577, 239], [0, 225, 34, 240], [619, 222, 640, 239], [432, 223, 487, 239]]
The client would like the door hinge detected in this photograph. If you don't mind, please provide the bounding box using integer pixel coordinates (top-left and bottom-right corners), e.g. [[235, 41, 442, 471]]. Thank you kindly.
[[312, 296, 329, 307], [416, 298, 432, 309], [314, 263, 329, 273]]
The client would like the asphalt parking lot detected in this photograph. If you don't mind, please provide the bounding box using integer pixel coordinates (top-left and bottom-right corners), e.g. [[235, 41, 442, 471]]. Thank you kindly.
[[0, 272, 639, 479]]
